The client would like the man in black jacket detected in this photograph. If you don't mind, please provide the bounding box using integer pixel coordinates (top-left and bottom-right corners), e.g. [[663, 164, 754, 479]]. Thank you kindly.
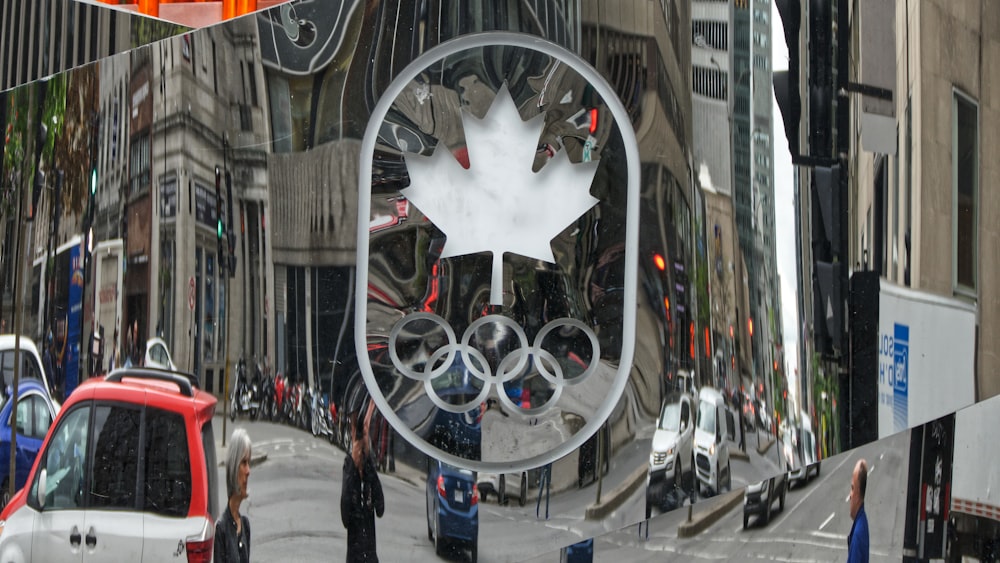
[[341, 409, 385, 562]]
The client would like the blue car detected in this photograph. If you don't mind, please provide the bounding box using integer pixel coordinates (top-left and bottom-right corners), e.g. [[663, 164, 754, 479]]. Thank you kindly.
[[426, 459, 479, 562], [0, 379, 58, 507]]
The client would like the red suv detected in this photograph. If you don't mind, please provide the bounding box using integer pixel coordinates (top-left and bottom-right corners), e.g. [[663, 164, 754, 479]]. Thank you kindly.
[[0, 368, 218, 562]]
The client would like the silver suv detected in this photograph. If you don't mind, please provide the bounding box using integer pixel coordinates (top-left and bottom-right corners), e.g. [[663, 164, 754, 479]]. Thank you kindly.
[[646, 392, 695, 515]]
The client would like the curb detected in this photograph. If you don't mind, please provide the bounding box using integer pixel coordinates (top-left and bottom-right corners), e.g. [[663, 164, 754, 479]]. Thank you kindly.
[[676, 489, 742, 538], [731, 448, 750, 462], [584, 465, 647, 520], [757, 437, 775, 456]]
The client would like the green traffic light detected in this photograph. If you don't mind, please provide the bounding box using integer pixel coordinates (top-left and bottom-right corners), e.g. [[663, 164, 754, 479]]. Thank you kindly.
[[217, 220, 223, 239], [90, 168, 97, 195]]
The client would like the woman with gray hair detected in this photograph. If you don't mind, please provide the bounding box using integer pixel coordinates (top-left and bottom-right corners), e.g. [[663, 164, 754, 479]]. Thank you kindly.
[[215, 428, 252, 563]]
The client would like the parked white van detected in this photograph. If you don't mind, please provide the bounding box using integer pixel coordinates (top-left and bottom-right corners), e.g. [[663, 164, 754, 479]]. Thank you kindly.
[[694, 387, 732, 496]]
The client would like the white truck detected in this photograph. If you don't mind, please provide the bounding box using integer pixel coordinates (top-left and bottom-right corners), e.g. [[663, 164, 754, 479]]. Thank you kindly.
[[946, 396, 1000, 560], [876, 280, 976, 439]]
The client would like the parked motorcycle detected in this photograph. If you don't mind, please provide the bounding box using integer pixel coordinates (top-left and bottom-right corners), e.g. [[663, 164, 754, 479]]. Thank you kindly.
[[229, 358, 259, 421], [273, 372, 288, 423], [311, 384, 337, 442]]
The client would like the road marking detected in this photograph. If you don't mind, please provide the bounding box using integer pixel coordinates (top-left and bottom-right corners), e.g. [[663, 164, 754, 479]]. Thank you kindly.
[[811, 530, 844, 541], [819, 512, 835, 530], [772, 451, 854, 530]]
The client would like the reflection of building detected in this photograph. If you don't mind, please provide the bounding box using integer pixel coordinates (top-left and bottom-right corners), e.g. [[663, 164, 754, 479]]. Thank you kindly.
[[125, 48, 155, 369], [135, 18, 272, 394], [0, 0, 132, 91], [0, 0, 198, 93], [255, 1, 694, 429]]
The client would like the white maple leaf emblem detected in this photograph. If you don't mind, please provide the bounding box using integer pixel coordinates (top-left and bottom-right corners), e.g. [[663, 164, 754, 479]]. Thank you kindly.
[[401, 84, 600, 305]]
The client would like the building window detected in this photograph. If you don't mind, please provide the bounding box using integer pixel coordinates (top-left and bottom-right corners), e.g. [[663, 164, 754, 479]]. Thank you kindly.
[[129, 133, 150, 196], [953, 89, 978, 295], [692, 65, 727, 101]]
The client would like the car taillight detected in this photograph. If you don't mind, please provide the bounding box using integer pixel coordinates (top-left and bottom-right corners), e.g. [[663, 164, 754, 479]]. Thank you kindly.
[[186, 538, 213, 563], [471, 484, 479, 505], [437, 475, 446, 498]]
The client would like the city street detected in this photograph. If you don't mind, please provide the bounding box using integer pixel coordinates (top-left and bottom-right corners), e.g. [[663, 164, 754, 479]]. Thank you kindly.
[[219, 416, 606, 563], [564, 431, 909, 562], [219, 400, 800, 562]]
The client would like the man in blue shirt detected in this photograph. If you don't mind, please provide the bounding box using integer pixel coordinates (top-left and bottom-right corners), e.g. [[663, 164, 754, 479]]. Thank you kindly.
[[848, 458, 870, 563]]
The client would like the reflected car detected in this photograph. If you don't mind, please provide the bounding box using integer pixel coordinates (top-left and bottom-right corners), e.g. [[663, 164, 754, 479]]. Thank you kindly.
[[560, 538, 594, 562], [743, 471, 787, 529], [143, 337, 177, 371], [426, 459, 479, 562], [789, 428, 821, 487], [646, 392, 695, 514], [0, 335, 56, 405], [0, 380, 58, 508]]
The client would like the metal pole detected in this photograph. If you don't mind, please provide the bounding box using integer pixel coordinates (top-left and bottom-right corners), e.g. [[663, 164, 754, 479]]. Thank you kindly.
[[8, 175, 27, 502], [222, 272, 231, 448], [594, 425, 604, 505]]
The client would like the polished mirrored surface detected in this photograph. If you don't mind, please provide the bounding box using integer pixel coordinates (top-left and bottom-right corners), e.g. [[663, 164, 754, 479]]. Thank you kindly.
[[5, 0, 999, 561]]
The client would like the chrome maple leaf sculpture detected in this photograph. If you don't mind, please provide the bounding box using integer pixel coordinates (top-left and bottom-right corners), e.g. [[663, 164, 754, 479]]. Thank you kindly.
[[402, 85, 600, 305]]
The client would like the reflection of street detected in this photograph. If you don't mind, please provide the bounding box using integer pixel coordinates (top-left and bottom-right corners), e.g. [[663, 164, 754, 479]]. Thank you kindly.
[[224, 416, 623, 563], [568, 432, 908, 561]]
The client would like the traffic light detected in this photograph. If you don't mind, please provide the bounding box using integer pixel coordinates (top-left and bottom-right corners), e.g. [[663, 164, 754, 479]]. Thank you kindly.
[[215, 166, 225, 267]]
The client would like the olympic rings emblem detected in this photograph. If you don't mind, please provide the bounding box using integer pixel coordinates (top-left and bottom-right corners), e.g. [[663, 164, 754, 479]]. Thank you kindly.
[[388, 313, 600, 416]]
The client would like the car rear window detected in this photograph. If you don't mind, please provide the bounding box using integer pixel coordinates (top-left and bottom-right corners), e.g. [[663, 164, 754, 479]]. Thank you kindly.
[[143, 408, 192, 517], [90, 405, 141, 509]]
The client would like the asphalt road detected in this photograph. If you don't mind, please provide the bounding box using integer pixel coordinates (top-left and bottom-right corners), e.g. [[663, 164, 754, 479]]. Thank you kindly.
[[215, 402, 828, 562], [217, 416, 601, 562], [570, 431, 909, 562]]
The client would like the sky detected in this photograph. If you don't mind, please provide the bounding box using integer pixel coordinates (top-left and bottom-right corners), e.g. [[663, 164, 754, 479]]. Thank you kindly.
[[770, 3, 800, 409]]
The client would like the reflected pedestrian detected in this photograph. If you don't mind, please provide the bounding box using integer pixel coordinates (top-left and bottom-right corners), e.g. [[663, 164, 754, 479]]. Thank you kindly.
[[847, 458, 869, 563], [215, 428, 252, 563], [341, 410, 384, 562]]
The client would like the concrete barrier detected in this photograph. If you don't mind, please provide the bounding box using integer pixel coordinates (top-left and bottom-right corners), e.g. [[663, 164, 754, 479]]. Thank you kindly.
[[676, 489, 743, 538], [584, 465, 647, 520]]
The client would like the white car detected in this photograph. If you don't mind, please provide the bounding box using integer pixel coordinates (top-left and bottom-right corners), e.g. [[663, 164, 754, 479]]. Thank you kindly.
[[646, 392, 695, 514], [0, 335, 58, 409], [143, 337, 177, 371], [789, 428, 821, 487], [694, 387, 732, 497]]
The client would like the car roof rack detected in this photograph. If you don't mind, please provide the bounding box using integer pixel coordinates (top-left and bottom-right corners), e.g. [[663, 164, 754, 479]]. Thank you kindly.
[[106, 367, 200, 397]]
